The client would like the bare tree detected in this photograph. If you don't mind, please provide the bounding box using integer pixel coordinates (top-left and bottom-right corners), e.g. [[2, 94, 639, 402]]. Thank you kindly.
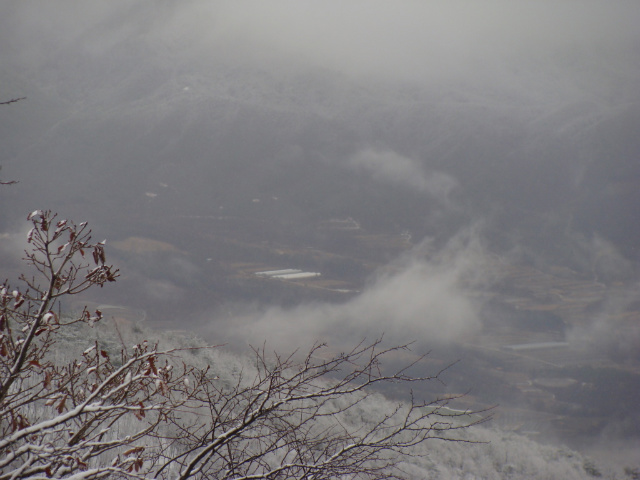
[[1, 210, 489, 479]]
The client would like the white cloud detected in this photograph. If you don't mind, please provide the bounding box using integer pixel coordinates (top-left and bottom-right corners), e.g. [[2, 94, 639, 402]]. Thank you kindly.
[[207, 229, 490, 352], [349, 149, 458, 202]]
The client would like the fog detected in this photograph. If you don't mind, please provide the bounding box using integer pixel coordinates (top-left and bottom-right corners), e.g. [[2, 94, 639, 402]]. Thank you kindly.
[[207, 229, 489, 352], [2, 0, 640, 474], [349, 149, 459, 202]]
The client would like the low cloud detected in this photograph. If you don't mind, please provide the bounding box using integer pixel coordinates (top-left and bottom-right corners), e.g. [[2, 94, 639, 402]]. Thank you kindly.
[[189, 0, 640, 90], [349, 149, 458, 203], [567, 282, 640, 362], [205, 229, 490, 353]]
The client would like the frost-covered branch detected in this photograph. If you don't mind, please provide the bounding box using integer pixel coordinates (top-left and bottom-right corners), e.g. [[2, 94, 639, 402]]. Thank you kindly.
[[1, 211, 487, 479]]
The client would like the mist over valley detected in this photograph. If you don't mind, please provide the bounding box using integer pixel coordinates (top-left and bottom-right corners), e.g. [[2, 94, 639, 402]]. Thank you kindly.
[[1, 1, 639, 476]]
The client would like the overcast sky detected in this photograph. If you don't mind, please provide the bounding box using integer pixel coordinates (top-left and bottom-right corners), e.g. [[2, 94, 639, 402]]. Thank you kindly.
[[3, 1, 639, 96]]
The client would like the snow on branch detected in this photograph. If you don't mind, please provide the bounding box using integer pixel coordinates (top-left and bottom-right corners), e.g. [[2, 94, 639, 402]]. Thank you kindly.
[[1, 211, 489, 479]]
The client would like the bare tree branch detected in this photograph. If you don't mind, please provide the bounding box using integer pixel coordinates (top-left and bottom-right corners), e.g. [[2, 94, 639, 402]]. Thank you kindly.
[[0, 97, 26, 105], [1, 210, 488, 479], [0, 165, 18, 185]]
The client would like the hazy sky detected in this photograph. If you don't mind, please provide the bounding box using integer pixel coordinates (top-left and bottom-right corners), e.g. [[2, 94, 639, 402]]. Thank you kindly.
[[3, 1, 639, 96]]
